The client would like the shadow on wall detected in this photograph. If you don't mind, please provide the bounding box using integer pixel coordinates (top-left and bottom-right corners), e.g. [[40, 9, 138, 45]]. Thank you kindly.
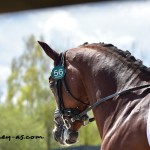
[[54, 146, 100, 150]]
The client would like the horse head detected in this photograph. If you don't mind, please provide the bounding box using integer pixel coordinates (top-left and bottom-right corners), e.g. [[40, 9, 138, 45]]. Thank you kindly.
[[38, 41, 89, 145]]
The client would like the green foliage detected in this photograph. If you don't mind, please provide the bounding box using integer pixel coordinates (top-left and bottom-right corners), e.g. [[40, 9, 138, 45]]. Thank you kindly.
[[79, 121, 101, 145], [6, 35, 51, 107], [0, 106, 46, 150], [4, 35, 58, 150]]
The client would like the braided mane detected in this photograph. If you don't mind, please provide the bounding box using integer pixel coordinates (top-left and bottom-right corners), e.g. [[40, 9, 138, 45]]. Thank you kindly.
[[81, 42, 150, 75]]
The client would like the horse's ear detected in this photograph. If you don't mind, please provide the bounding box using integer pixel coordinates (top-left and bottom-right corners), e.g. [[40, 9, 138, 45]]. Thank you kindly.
[[38, 41, 59, 61]]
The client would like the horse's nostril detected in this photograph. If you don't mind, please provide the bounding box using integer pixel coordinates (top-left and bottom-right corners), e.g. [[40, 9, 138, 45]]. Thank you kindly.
[[54, 134, 59, 142], [65, 131, 79, 144], [69, 131, 78, 139]]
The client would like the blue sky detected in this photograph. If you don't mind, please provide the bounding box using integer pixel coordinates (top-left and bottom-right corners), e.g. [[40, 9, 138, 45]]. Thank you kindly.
[[0, 1, 150, 101]]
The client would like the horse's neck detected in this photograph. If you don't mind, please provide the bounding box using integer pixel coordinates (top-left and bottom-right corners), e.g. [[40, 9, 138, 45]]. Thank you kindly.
[[78, 50, 143, 136], [70, 47, 145, 94], [67, 47, 149, 137]]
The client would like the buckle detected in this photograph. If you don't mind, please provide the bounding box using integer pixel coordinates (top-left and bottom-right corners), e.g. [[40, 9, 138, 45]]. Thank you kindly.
[[83, 119, 89, 126], [63, 110, 72, 116]]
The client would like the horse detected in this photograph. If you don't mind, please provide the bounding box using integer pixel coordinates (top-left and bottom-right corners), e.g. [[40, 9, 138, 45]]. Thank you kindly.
[[38, 41, 150, 150]]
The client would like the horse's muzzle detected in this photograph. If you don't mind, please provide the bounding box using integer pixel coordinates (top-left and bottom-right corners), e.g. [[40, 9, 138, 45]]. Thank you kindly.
[[65, 130, 79, 144], [53, 126, 78, 145]]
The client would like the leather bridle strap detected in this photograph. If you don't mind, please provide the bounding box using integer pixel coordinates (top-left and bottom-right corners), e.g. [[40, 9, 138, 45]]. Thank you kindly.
[[55, 53, 65, 114], [71, 84, 150, 122], [56, 79, 64, 114], [61, 78, 89, 105]]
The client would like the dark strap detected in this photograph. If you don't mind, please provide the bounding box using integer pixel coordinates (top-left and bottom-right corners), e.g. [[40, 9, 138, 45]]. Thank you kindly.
[[61, 78, 89, 105], [55, 53, 65, 114], [56, 79, 64, 114], [72, 84, 150, 121]]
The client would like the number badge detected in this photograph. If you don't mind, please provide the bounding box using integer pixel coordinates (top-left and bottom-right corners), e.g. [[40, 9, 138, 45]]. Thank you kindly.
[[51, 66, 66, 80]]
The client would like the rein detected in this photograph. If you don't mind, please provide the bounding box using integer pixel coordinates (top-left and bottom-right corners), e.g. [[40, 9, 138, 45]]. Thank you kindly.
[[52, 52, 150, 126], [71, 84, 150, 122]]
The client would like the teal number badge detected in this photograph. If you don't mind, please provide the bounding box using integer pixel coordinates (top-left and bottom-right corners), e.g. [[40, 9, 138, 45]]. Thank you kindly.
[[51, 66, 66, 80]]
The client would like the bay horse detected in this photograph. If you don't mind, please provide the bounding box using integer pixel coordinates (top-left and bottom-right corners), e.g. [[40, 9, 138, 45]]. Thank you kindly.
[[38, 41, 150, 150]]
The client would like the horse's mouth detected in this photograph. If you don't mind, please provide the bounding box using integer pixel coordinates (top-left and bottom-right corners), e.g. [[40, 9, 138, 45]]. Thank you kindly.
[[65, 131, 78, 145], [53, 127, 78, 146], [65, 137, 78, 145]]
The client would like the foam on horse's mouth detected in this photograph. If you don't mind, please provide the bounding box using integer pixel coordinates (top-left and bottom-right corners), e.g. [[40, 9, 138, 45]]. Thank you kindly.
[[53, 126, 65, 145]]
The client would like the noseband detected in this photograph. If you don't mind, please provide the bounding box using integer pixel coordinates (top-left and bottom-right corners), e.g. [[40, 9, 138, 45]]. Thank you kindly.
[[51, 52, 150, 127]]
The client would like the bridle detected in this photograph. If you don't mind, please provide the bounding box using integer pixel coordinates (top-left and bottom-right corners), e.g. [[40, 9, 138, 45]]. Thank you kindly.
[[51, 52, 150, 127], [52, 52, 92, 127]]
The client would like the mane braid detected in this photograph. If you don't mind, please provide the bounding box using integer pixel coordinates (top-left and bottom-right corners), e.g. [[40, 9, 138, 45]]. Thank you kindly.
[[81, 42, 150, 75]]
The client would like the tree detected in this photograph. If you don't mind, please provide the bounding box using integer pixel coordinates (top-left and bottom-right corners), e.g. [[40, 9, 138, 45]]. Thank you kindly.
[[0, 105, 46, 150], [6, 35, 57, 150]]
